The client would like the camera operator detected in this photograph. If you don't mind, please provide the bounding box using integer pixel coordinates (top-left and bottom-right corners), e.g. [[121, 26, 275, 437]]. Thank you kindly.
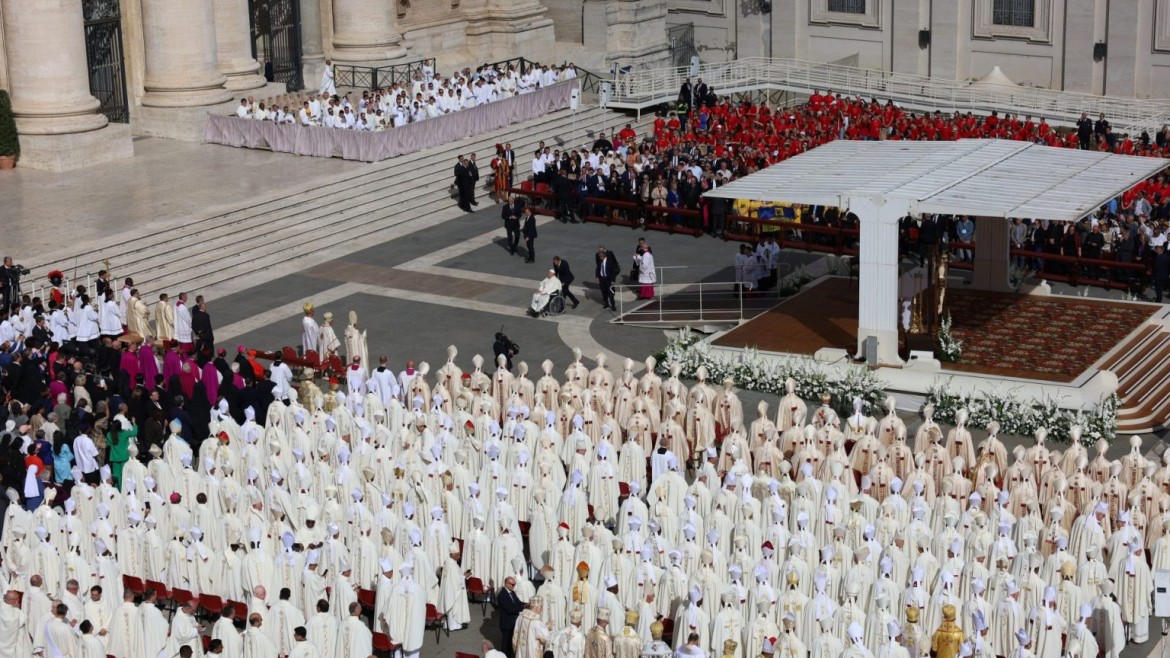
[[0, 257, 29, 310], [492, 332, 519, 371]]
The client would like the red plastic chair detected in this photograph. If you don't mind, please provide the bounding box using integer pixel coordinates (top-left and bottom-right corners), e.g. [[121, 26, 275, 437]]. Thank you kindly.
[[358, 588, 376, 624], [230, 600, 248, 620], [465, 576, 491, 615], [145, 580, 170, 605], [618, 481, 631, 498], [518, 520, 531, 538], [171, 588, 195, 609], [122, 575, 146, 597], [372, 631, 401, 658], [661, 618, 675, 645], [198, 594, 225, 620], [457, 652, 479, 658], [425, 603, 448, 641], [202, 635, 211, 652]]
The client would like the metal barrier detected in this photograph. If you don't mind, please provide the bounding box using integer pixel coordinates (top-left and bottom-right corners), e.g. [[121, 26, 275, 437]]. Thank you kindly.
[[506, 187, 861, 255], [483, 56, 605, 98], [612, 280, 750, 324], [334, 57, 437, 90], [505, 187, 1156, 293], [608, 57, 1170, 133]]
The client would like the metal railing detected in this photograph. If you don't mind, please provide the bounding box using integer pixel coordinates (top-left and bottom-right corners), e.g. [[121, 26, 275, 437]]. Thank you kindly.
[[482, 56, 605, 98], [334, 57, 437, 90], [609, 57, 1170, 133], [612, 280, 751, 324]]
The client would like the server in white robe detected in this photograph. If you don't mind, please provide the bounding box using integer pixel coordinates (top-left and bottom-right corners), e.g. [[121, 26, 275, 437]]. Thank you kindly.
[[320, 60, 336, 96], [174, 293, 194, 349]]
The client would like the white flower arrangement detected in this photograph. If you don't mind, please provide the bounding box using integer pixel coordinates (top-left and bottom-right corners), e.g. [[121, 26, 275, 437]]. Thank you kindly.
[[655, 329, 887, 416], [656, 329, 1119, 444], [924, 381, 1118, 444], [936, 313, 962, 363]]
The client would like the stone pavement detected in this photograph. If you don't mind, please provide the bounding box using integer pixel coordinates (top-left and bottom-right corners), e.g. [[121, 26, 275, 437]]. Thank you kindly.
[[0, 137, 366, 262]]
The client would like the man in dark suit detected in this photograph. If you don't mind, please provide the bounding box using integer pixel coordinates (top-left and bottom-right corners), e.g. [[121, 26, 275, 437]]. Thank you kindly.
[[521, 207, 538, 263], [468, 152, 481, 206], [1153, 244, 1169, 303], [495, 576, 525, 658], [191, 295, 214, 356], [501, 195, 523, 255], [552, 256, 579, 308], [595, 245, 620, 311], [454, 155, 473, 212]]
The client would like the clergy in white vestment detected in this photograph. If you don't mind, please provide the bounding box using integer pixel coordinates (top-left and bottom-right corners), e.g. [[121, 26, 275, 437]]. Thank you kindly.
[[104, 590, 140, 658], [339, 602, 374, 658], [1111, 539, 1153, 643], [212, 607, 244, 656], [23, 577, 51, 645], [307, 601, 341, 658], [43, 603, 80, 658], [302, 304, 320, 355], [267, 588, 306, 656], [79, 621, 107, 658], [440, 542, 471, 629], [388, 562, 427, 658], [244, 614, 279, 658], [552, 610, 587, 658], [163, 600, 204, 658], [319, 313, 342, 360], [515, 596, 552, 658], [139, 590, 171, 658], [289, 626, 320, 658], [155, 293, 176, 340], [530, 271, 563, 315], [344, 312, 369, 374]]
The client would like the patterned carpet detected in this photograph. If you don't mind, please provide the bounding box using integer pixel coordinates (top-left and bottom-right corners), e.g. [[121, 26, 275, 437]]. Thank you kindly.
[[943, 291, 1158, 382]]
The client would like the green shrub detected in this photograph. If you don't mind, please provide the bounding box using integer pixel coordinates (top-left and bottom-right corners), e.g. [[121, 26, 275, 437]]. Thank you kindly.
[[0, 90, 20, 158]]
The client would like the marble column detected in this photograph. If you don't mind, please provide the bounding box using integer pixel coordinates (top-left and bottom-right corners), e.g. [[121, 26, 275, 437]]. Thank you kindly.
[[1, 0, 107, 135], [140, 0, 233, 107], [854, 197, 908, 365], [330, 0, 405, 64], [603, 0, 671, 69], [300, 0, 326, 85], [970, 217, 1012, 293], [213, 0, 267, 91]]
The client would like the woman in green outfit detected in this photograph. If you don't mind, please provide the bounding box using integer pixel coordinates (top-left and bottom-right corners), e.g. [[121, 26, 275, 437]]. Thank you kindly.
[[106, 417, 137, 489]]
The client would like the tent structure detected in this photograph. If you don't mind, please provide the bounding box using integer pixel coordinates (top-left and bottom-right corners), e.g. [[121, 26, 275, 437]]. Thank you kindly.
[[703, 139, 1169, 364], [971, 66, 1017, 88]]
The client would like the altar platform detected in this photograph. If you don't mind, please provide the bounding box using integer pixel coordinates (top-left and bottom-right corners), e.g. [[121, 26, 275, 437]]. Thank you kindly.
[[709, 276, 1170, 432]]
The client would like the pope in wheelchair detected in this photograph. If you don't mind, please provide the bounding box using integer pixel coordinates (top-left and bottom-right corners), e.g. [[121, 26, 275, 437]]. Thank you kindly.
[[528, 269, 566, 317]]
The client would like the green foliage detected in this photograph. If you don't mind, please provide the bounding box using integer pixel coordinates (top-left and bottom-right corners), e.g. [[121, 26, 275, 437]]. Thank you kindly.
[[0, 90, 19, 158]]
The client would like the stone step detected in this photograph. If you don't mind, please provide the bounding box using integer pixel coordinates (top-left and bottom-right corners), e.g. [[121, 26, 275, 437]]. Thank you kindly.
[[115, 109, 653, 300], [24, 106, 625, 281], [117, 109, 622, 289]]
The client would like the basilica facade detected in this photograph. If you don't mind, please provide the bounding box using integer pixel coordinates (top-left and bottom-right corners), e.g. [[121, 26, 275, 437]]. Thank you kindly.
[[3, 0, 1170, 172]]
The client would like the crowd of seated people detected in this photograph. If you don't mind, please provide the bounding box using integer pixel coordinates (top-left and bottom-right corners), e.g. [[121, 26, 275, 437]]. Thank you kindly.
[[231, 61, 579, 132], [518, 86, 1170, 296]]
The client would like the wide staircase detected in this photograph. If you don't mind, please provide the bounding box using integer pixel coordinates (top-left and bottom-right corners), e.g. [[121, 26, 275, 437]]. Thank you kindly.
[[24, 106, 637, 302], [1100, 309, 1170, 434]]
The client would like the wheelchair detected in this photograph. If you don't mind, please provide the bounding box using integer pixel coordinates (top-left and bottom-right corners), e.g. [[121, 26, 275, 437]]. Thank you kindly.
[[528, 290, 566, 317]]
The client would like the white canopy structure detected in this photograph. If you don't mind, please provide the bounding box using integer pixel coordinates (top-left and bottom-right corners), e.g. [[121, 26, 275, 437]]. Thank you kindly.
[[705, 139, 1169, 364], [971, 66, 1017, 88]]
